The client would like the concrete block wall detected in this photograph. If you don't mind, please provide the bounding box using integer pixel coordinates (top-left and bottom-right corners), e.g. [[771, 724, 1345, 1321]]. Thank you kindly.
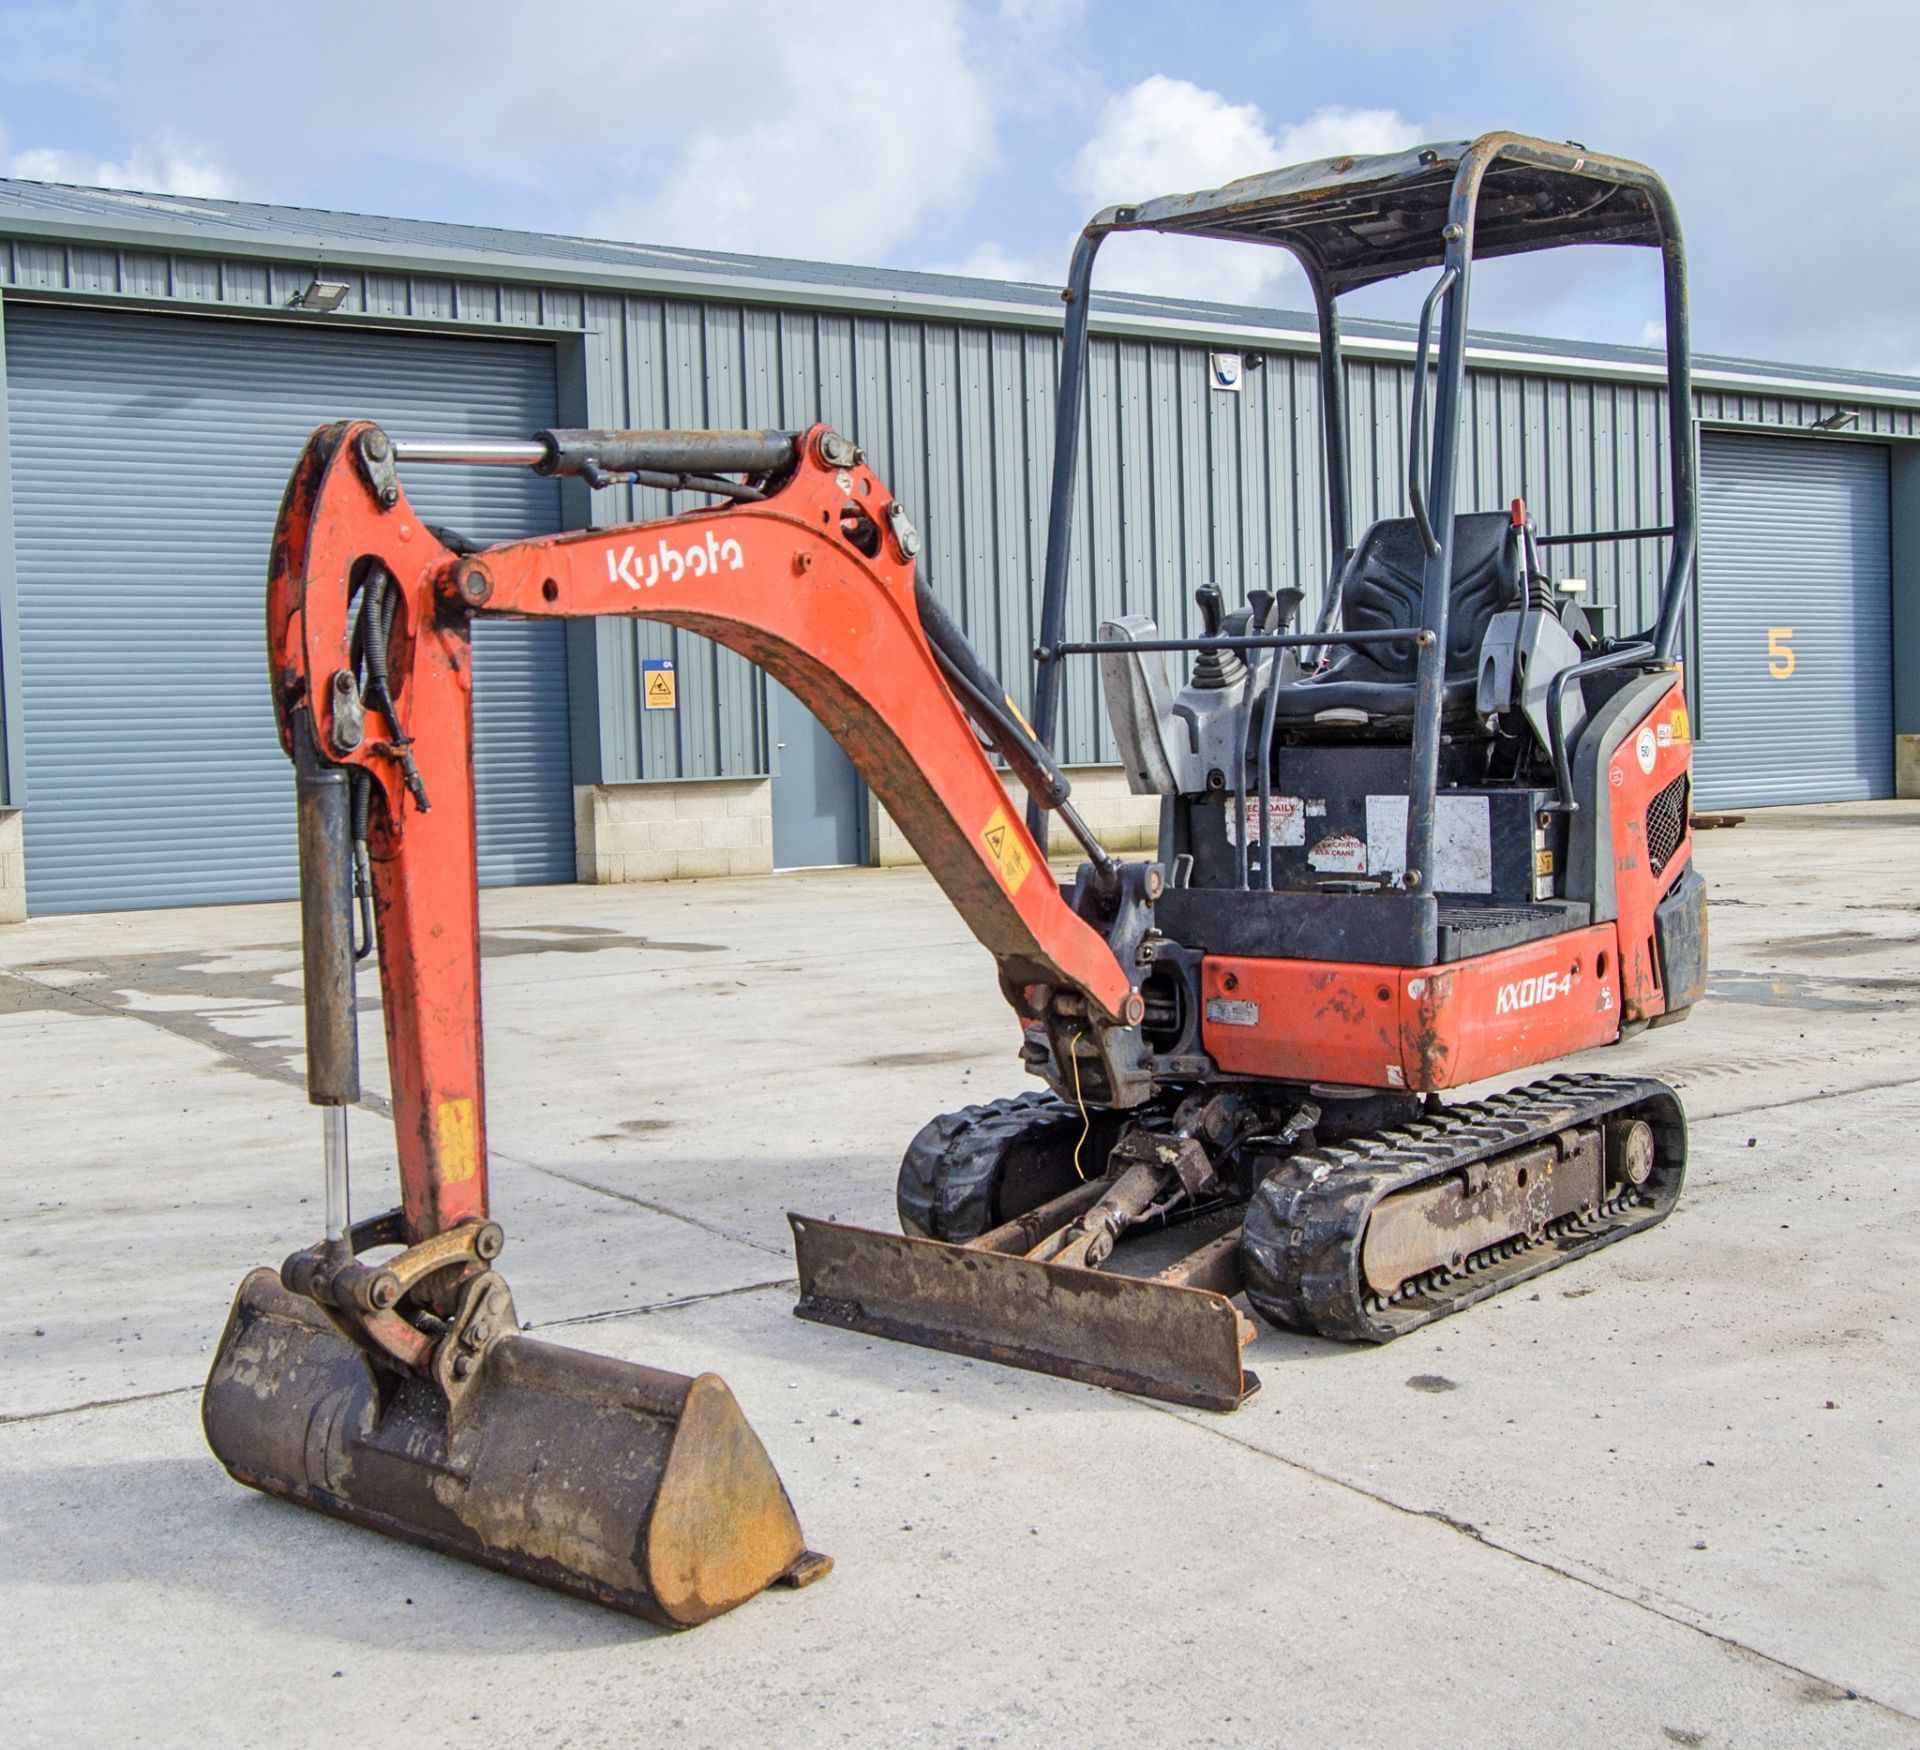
[[572, 766, 1156, 889], [574, 779, 773, 883], [868, 765, 1160, 869], [0, 809, 21, 923]]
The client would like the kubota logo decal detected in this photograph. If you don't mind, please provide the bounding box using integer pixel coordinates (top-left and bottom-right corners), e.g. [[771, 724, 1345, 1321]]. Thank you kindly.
[[1495, 971, 1574, 1015], [606, 532, 746, 589]]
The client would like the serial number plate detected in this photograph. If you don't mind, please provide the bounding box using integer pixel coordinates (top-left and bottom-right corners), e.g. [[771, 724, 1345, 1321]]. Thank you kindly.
[[1205, 997, 1261, 1027]]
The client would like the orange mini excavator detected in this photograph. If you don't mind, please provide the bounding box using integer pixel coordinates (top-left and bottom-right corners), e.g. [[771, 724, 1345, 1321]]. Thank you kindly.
[[205, 134, 1704, 1622]]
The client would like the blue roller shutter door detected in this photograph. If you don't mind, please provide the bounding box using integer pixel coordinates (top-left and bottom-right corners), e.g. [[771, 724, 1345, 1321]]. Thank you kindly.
[[1693, 430, 1893, 808], [5, 305, 573, 911]]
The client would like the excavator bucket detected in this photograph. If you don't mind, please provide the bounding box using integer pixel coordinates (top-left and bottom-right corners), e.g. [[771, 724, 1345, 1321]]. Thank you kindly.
[[204, 1267, 828, 1627]]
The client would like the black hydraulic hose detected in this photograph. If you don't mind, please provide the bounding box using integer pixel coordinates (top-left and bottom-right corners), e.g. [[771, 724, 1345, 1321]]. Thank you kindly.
[[352, 565, 429, 814], [348, 767, 375, 963], [915, 575, 1072, 811]]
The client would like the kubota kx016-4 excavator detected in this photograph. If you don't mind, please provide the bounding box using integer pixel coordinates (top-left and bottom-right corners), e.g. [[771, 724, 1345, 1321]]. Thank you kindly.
[[205, 134, 1704, 1623]]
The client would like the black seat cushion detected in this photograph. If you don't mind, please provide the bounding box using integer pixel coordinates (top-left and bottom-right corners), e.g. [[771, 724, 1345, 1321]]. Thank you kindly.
[[1274, 511, 1521, 730]]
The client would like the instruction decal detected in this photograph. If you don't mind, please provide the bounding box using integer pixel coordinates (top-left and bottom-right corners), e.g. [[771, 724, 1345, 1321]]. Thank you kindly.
[[643, 659, 677, 710], [981, 805, 1032, 896]]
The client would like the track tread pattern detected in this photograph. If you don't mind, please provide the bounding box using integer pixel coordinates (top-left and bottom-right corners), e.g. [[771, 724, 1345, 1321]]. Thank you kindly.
[[1242, 1072, 1686, 1343], [896, 1091, 1080, 1242]]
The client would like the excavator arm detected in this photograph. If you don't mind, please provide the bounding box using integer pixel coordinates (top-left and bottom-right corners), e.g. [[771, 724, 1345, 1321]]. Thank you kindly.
[[209, 416, 1156, 1625], [266, 419, 1145, 1245]]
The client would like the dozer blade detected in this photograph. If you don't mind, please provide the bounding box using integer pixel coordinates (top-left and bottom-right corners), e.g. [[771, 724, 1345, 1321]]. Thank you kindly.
[[789, 1214, 1258, 1412], [203, 1268, 829, 1627]]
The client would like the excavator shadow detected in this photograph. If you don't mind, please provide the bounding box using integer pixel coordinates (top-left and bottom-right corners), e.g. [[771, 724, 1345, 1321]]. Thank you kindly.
[[7, 1450, 658, 1650]]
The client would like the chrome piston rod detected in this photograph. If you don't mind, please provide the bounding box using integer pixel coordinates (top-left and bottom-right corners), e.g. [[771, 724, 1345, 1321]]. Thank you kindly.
[[323, 1105, 351, 1243], [390, 439, 547, 465]]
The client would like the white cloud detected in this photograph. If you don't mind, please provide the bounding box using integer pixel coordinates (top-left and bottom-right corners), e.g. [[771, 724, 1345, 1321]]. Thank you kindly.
[[1059, 79, 1421, 304], [2, 127, 234, 198], [582, 11, 994, 259], [1065, 76, 1281, 206], [88, 0, 1021, 265]]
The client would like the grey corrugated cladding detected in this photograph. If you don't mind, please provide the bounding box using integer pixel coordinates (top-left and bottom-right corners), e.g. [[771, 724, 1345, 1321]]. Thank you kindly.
[[3, 177, 1919, 796]]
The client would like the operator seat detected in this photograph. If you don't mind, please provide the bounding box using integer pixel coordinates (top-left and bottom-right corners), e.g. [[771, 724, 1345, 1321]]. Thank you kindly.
[[1273, 510, 1522, 733]]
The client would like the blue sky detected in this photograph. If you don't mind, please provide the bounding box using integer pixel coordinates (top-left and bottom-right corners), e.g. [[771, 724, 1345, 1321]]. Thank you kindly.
[[2, 0, 1914, 372]]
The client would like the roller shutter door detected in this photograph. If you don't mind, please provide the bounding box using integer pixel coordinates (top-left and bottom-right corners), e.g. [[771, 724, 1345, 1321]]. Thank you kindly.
[[6, 306, 573, 912], [1693, 430, 1892, 808]]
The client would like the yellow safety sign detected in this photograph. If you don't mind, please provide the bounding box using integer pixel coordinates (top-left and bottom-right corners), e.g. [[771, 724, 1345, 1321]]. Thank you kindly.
[[980, 805, 1032, 896], [643, 659, 677, 710], [436, 1096, 478, 1184]]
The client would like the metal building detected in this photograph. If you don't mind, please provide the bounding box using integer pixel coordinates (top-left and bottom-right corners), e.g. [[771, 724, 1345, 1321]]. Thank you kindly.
[[1, 180, 1916, 921]]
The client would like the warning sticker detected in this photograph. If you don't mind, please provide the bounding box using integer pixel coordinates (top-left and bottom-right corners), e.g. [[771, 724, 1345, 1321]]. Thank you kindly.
[[643, 659, 677, 710], [980, 806, 1032, 896], [1226, 794, 1307, 848], [1668, 704, 1691, 743]]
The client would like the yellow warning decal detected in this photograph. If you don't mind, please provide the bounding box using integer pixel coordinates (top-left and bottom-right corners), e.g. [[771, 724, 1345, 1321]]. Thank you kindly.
[[1535, 848, 1555, 876], [436, 1097, 478, 1184], [1668, 703, 1691, 743], [981, 805, 1032, 896], [642, 659, 677, 710]]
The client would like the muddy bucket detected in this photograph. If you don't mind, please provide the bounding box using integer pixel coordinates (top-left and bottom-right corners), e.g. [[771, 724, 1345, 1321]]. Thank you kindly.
[[204, 1267, 829, 1627]]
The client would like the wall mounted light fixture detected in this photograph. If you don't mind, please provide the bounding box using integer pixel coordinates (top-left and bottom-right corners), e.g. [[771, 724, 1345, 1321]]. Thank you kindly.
[[291, 277, 351, 313]]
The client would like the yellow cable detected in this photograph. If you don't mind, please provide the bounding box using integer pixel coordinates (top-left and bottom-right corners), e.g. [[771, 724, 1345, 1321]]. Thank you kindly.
[[1067, 1029, 1092, 1180]]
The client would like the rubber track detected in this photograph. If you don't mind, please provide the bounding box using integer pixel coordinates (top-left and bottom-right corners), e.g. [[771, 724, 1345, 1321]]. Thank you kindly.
[[896, 1091, 1080, 1242], [1242, 1071, 1686, 1343]]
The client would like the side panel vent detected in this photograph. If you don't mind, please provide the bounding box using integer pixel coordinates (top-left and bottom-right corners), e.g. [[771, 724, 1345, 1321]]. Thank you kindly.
[[1646, 773, 1690, 879]]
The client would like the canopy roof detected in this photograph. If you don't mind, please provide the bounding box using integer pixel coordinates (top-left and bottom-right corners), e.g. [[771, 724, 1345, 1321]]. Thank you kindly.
[[1094, 134, 1670, 294]]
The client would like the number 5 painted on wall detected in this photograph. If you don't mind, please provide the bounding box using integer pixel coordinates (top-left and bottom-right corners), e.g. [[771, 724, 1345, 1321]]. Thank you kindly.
[[1767, 627, 1796, 679]]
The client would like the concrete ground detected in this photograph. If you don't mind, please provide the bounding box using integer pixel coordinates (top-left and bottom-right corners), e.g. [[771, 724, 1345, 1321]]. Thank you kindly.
[[2, 802, 1917, 1747]]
